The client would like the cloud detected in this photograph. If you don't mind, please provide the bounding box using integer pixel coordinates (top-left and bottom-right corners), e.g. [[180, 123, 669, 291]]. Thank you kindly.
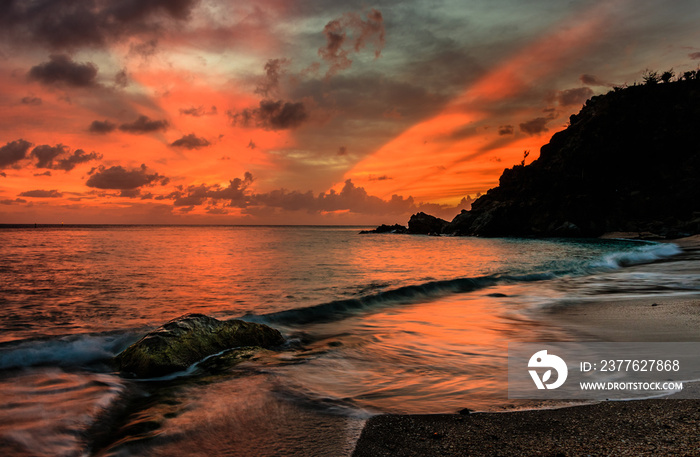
[[498, 125, 514, 135], [180, 105, 217, 117], [31, 144, 65, 168], [519, 117, 549, 135], [89, 120, 117, 134], [229, 100, 308, 130], [119, 115, 169, 134], [557, 87, 594, 106], [31, 144, 102, 171], [18, 189, 63, 198], [0, 139, 32, 168], [56, 149, 103, 171], [319, 9, 385, 77], [337, 146, 347, 155], [114, 69, 129, 88], [0, 0, 198, 50], [21, 96, 42, 105], [27, 55, 98, 87], [34, 171, 52, 176], [255, 58, 289, 98], [580, 74, 610, 86], [86, 164, 169, 189], [170, 133, 211, 149], [0, 198, 27, 205], [166, 172, 470, 218], [689, 52, 700, 60]]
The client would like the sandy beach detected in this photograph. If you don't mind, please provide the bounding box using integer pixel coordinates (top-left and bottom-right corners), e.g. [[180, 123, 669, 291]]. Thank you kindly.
[[353, 235, 700, 456]]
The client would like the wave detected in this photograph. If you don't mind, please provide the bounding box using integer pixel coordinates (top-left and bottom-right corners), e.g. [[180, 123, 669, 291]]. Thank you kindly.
[[252, 273, 565, 326], [592, 242, 682, 269], [251, 241, 683, 327], [0, 332, 138, 370]]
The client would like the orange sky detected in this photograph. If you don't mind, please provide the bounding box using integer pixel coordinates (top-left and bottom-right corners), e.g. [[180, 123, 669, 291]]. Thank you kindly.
[[1, 0, 699, 224]]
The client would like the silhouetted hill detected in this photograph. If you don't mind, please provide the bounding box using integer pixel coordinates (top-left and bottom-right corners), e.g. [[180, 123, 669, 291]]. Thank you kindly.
[[438, 77, 700, 237]]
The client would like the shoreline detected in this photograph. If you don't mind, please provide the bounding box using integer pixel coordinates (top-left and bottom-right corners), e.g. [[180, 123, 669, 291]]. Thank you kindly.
[[352, 235, 700, 456]]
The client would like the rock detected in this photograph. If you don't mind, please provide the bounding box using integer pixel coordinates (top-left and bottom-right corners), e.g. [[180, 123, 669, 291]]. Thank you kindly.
[[407, 212, 448, 234], [115, 313, 284, 378], [359, 224, 407, 234], [441, 78, 700, 237]]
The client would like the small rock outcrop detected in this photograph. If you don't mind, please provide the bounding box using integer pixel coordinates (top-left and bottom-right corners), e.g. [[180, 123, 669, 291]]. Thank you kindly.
[[359, 224, 407, 234], [407, 212, 448, 235], [115, 313, 284, 378]]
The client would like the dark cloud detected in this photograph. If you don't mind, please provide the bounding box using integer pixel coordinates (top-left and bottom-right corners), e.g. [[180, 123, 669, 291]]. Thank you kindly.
[[255, 58, 289, 98], [89, 120, 117, 134], [86, 164, 169, 190], [114, 69, 129, 88], [18, 189, 63, 198], [229, 100, 308, 130], [179, 105, 217, 116], [319, 9, 385, 77], [34, 171, 52, 176], [130, 39, 159, 57], [21, 96, 42, 105], [170, 133, 211, 149], [580, 74, 610, 87], [557, 87, 594, 106], [689, 52, 700, 60], [0, 0, 198, 50], [0, 198, 27, 205], [519, 117, 549, 135], [498, 125, 514, 135], [31, 144, 102, 171], [166, 172, 437, 216], [56, 149, 102, 171], [0, 139, 32, 168], [119, 188, 141, 198], [31, 144, 66, 168], [27, 55, 98, 87], [168, 172, 254, 207], [119, 115, 169, 134]]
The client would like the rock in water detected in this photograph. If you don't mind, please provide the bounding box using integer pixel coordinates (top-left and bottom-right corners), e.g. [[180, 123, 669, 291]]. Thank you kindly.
[[115, 313, 284, 378], [407, 212, 448, 235]]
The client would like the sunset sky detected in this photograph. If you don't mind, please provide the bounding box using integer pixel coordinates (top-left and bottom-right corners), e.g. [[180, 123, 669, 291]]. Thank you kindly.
[[1, 0, 699, 224]]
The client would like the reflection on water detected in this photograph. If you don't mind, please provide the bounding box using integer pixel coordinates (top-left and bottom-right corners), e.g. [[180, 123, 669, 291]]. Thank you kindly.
[[0, 226, 640, 343], [0, 226, 687, 456], [0, 369, 125, 457], [273, 287, 574, 414]]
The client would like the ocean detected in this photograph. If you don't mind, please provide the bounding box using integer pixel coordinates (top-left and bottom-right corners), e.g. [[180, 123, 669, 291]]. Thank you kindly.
[[0, 225, 692, 456]]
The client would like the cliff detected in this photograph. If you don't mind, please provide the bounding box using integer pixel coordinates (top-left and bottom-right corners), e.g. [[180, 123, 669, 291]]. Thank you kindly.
[[438, 77, 700, 237]]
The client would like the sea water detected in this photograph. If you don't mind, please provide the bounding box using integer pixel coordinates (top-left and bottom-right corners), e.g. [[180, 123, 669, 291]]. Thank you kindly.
[[0, 226, 692, 456]]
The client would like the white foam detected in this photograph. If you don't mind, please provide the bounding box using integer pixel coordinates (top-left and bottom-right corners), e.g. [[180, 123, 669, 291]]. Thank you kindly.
[[0, 333, 137, 370], [593, 242, 682, 269]]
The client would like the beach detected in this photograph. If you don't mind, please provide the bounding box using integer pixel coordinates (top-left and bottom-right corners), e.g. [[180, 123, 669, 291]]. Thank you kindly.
[[353, 236, 700, 456]]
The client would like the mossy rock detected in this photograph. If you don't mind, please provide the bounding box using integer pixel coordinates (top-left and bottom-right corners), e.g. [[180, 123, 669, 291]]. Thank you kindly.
[[115, 313, 284, 378]]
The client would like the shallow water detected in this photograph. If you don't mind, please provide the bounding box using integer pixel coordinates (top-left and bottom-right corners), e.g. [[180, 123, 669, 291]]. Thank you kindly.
[[0, 226, 691, 456]]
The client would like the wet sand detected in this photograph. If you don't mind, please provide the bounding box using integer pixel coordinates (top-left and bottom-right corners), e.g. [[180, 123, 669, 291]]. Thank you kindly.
[[352, 235, 700, 456]]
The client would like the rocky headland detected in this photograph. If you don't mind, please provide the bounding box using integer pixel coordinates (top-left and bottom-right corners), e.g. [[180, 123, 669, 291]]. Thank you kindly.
[[366, 77, 700, 238]]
